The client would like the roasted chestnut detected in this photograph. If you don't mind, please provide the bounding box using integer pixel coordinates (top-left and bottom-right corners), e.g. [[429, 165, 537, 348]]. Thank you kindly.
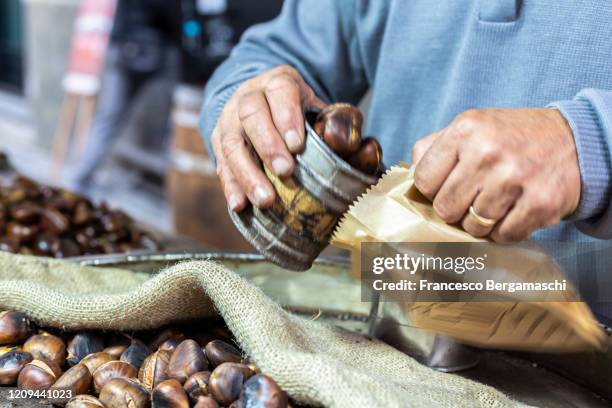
[[41, 207, 70, 234], [0, 310, 32, 345], [204, 340, 242, 368], [120, 341, 151, 369], [81, 352, 116, 376], [194, 396, 220, 408], [6, 222, 38, 243], [10, 202, 40, 223], [149, 329, 185, 352], [55, 190, 80, 212], [0, 349, 33, 385], [0, 312, 295, 408], [3, 186, 26, 205], [92, 360, 138, 394], [159, 338, 184, 352], [347, 137, 383, 175], [65, 394, 105, 408], [17, 359, 61, 389], [101, 211, 128, 233], [0, 238, 18, 253], [209, 363, 256, 406], [51, 238, 81, 258], [183, 371, 211, 403], [99, 378, 150, 408], [238, 374, 288, 408], [0, 175, 160, 257], [152, 379, 189, 408], [314, 103, 363, 157], [34, 233, 57, 255], [23, 333, 66, 366], [0, 345, 20, 357], [18, 246, 34, 256], [67, 332, 105, 366], [166, 340, 208, 384], [104, 343, 130, 359], [51, 363, 92, 396], [138, 349, 172, 391], [72, 201, 92, 226]]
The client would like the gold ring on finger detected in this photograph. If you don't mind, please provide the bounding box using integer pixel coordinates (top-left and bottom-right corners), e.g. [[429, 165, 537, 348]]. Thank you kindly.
[[468, 205, 498, 228]]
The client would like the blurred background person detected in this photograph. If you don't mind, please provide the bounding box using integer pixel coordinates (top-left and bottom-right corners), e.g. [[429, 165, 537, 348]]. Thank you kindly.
[[67, 0, 181, 194], [69, 0, 284, 198]]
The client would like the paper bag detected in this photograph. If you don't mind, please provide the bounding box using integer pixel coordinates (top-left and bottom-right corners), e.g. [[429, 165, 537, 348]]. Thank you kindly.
[[331, 164, 606, 351]]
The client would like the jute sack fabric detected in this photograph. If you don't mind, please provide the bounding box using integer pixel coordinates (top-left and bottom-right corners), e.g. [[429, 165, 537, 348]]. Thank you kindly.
[[0, 252, 526, 408]]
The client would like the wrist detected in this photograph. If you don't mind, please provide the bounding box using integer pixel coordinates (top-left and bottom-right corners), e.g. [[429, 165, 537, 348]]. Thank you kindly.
[[548, 98, 612, 221], [547, 108, 581, 216]]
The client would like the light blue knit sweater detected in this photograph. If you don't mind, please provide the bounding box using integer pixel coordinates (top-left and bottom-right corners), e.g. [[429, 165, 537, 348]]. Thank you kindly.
[[202, 0, 612, 242]]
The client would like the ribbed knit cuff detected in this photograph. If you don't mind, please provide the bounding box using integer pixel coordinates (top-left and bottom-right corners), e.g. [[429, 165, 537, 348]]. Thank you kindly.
[[200, 83, 242, 164], [549, 98, 612, 221]]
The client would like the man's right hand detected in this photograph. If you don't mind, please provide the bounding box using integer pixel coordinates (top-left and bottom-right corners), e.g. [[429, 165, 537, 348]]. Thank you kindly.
[[210, 65, 326, 211]]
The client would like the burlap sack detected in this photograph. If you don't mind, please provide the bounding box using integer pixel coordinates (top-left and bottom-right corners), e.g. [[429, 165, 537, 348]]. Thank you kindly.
[[0, 252, 526, 408]]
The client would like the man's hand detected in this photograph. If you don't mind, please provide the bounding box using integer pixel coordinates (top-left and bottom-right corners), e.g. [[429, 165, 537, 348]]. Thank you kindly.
[[412, 108, 581, 242], [211, 65, 325, 211]]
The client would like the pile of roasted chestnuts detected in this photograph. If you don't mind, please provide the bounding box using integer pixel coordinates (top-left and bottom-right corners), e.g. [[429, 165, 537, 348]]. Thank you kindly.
[[0, 176, 160, 258], [313, 103, 383, 176], [0, 310, 295, 407]]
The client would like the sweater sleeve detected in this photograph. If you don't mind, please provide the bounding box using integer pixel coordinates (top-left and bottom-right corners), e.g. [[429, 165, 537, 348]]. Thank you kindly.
[[550, 89, 612, 239], [200, 0, 369, 157]]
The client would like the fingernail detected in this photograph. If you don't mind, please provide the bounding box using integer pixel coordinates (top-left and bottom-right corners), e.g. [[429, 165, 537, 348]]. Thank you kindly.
[[284, 129, 302, 152], [228, 195, 242, 211], [253, 186, 272, 206], [271, 156, 292, 175]]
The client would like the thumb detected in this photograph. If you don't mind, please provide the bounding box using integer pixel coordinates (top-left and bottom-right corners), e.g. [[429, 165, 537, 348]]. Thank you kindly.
[[305, 92, 326, 110]]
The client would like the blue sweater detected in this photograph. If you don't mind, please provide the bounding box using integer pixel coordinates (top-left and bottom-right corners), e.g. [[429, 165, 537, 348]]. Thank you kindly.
[[201, 0, 612, 243]]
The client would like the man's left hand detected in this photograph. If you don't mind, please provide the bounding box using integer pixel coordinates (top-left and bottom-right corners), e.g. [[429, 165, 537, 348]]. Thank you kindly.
[[412, 108, 581, 242]]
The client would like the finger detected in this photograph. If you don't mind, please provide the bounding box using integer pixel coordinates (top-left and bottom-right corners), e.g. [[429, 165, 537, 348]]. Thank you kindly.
[[211, 128, 247, 212], [462, 183, 522, 238], [279, 68, 326, 109], [303, 91, 326, 110], [412, 130, 444, 165], [432, 160, 481, 224], [489, 200, 536, 243], [238, 90, 295, 177], [489, 190, 559, 243], [264, 73, 306, 153], [413, 129, 460, 200], [220, 124, 276, 208]]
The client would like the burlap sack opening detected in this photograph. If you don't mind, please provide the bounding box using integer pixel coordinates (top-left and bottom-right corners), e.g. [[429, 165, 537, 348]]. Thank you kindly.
[[0, 252, 526, 408]]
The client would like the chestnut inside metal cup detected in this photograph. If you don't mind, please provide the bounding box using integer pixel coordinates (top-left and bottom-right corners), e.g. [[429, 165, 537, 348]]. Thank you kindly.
[[228, 110, 380, 271]]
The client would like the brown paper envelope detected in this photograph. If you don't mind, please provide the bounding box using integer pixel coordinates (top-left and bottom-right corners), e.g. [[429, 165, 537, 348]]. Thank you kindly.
[[331, 165, 606, 352]]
